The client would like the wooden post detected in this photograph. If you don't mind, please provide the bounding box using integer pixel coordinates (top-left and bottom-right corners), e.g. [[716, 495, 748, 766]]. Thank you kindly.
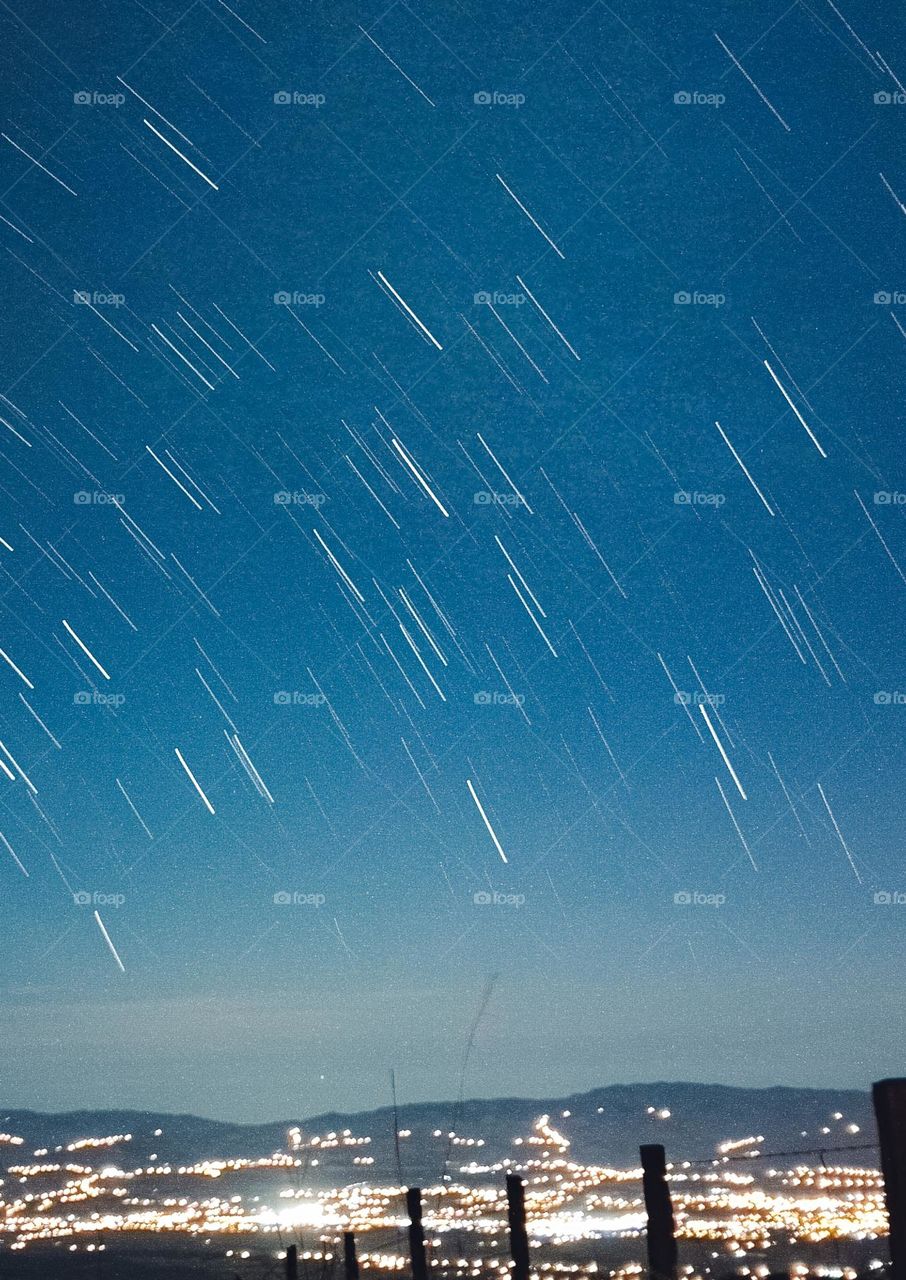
[[873, 1078, 906, 1280], [506, 1172, 530, 1280], [406, 1187, 428, 1280], [344, 1230, 360, 1280], [285, 1242, 299, 1280], [640, 1144, 677, 1280]]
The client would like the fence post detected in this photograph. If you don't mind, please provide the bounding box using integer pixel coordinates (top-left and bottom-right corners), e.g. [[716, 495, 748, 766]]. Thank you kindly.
[[344, 1230, 360, 1280], [640, 1144, 677, 1280], [285, 1243, 299, 1280], [873, 1078, 906, 1280], [506, 1172, 530, 1280], [406, 1187, 428, 1280]]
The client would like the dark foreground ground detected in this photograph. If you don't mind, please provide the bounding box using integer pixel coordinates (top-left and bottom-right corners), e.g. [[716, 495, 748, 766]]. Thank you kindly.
[[0, 1234, 886, 1279]]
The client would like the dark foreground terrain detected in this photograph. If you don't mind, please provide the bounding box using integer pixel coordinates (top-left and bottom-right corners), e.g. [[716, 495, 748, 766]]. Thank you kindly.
[[0, 1234, 886, 1280]]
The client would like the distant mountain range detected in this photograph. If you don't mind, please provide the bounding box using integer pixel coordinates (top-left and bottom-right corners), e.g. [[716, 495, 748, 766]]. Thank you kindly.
[[0, 1083, 878, 1183]]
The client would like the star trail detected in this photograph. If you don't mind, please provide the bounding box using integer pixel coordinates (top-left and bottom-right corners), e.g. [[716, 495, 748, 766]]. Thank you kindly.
[[0, 0, 903, 1120]]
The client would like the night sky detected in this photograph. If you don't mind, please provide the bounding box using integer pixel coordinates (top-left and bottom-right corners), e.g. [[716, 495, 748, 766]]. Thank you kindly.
[[0, 0, 904, 1123]]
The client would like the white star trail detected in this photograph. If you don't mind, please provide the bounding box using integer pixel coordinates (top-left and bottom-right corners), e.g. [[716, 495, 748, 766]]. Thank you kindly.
[[62, 620, 110, 681], [714, 33, 791, 131], [174, 748, 216, 814], [817, 782, 861, 883], [699, 702, 747, 800], [357, 25, 436, 107], [715, 420, 775, 516], [763, 361, 827, 457], [496, 174, 565, 258], [854, 490, 906, 585], [143, 119, 219, 190], [94, 910, 126, 972], [466, 778, 509, 863], [714, 775, 758, 870], [374, 272, 443, 350], [0, 647, 34, 690]]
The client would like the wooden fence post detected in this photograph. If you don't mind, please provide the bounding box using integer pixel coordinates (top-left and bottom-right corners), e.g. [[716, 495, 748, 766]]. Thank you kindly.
[[406, 1187, 428, 1280], [344, 1230, 360, 1280], [506, 1172, 530, 1280], [640, 1144, 677, 1280], [285, 1242, 299, 1280], [873, 1078, 906, 1280]]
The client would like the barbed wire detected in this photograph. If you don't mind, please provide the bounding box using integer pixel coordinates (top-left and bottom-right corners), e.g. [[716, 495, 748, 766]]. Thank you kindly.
[[674, 1141, 879, 1168]]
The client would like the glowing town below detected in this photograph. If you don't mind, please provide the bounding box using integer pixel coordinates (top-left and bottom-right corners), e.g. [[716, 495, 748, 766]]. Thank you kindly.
[[0, 1106, 886, 1277]]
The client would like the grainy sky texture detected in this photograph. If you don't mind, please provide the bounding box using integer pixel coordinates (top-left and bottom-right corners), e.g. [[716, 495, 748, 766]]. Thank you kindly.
[[0, 0, 904, 1121]]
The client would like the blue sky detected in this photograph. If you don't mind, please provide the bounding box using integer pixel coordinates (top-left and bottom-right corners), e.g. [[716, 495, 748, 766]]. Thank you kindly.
[[0, 0, 904, 1120]]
